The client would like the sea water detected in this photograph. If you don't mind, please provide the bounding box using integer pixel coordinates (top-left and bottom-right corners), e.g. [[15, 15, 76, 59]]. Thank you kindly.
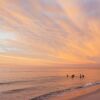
[[0, 67, 100, 100]]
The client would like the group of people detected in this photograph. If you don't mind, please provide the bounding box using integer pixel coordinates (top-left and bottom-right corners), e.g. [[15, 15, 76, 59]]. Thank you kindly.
[[66, 74, 85, 79]]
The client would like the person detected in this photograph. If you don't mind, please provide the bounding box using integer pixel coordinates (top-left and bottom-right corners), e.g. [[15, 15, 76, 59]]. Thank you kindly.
[[80, 74, 85, 79], [66, 74, 69, 78], [82, 74, 85, 78], [71, 74, 75, 78], [80, 74, 82, 78]]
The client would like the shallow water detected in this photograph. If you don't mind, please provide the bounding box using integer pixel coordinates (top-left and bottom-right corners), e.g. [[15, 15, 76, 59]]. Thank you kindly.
[[0, 67, 100, 100]]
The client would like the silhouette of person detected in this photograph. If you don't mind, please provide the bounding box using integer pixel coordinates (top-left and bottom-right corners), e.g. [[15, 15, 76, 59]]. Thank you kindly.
[[71, 74, 75, 78], [80, 74, 85, 79], [66, 74, 69, 78], [82, 74, 85, 78], [80, 74, 82, 78]]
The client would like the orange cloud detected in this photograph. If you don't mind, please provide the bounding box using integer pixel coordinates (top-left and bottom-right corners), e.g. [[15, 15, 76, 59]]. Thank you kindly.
[[0, 0, 100, 67]]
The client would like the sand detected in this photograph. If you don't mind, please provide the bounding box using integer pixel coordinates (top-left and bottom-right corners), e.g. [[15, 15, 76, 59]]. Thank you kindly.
[[71, 89, 100, 100], [46, 84, 100, 100]]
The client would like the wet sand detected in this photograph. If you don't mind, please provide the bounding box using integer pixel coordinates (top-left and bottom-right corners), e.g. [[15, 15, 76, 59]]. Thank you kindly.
[[71, 89, 100, 100], [46, 84, 100, 100]]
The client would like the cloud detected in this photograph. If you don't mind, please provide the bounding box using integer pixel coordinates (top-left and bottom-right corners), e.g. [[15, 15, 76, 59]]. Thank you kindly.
[[0, 0, 100, 66], [76, 0, 100, 19]]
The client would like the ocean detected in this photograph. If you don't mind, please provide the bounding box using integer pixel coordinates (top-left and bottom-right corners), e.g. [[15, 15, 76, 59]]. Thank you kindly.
[[0, 67, 100, 100]]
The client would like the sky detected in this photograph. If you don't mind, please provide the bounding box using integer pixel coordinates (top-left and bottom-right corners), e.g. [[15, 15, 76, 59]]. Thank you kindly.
[[0, 0, 100, 67]]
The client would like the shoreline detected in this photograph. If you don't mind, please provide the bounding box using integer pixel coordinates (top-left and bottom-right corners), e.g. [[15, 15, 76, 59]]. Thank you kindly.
[[71, 89, 100, 100], [31, 82, 100, 100]]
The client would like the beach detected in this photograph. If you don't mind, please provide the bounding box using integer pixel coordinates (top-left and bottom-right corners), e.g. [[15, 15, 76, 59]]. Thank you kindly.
[[72, 89, 100, 100], [0, 82, 100, 100], [0, 0, 100, 100], [40, 82, 100, 100]]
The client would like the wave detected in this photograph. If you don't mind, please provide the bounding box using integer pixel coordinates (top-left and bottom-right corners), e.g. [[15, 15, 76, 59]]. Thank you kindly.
[[30, 81, 100, 100], [1, 76, 64, 93], [3, 86, 38, 94], [0, 76, 62, 85]]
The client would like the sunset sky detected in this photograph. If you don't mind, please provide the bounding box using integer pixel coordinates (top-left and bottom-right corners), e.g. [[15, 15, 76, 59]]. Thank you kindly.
[[0, 0, 100, 67]]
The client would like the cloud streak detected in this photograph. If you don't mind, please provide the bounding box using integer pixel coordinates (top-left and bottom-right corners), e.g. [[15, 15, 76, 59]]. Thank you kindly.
[[0, 0, 100, 66]]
